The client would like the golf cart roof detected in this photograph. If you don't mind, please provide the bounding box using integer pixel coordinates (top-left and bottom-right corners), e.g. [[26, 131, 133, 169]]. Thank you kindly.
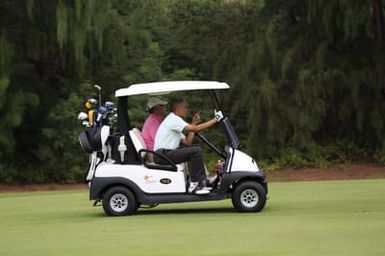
[[115, 81, 230, 97]]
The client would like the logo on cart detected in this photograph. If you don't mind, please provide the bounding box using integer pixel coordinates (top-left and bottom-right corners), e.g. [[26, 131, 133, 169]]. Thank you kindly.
[[160, 178, 172, 185], [144, 175, 157, 184]]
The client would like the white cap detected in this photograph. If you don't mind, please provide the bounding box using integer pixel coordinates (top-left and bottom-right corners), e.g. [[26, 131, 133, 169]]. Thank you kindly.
[[147, 97, 167, 110]]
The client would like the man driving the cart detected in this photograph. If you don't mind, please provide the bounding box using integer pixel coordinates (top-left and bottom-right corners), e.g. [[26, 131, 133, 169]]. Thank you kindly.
[[154, 98, 223, 195]]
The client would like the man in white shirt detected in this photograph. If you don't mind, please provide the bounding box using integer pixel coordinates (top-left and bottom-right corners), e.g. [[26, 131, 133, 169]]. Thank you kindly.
[[154, 98, 223, 195]]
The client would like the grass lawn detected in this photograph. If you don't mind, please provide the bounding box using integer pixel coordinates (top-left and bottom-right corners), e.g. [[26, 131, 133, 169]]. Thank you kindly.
[[0, 179, 384, 256]]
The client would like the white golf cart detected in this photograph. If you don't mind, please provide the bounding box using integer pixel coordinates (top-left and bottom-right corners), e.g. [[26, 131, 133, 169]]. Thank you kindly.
[[81, 81, 268, 216]]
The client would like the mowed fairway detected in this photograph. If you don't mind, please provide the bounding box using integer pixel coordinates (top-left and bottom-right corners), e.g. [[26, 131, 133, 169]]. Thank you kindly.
[[0, 179, 384, 256]]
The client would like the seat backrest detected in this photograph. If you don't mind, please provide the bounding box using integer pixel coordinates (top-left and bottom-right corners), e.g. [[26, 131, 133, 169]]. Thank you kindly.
[[130, 128, 187, 170], [129, 128, 146, 153], [130, 128, 156, 163]]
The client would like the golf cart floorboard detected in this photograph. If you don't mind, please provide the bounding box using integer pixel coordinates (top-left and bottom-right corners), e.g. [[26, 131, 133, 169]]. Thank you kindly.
[[139, 191, 230, 205]]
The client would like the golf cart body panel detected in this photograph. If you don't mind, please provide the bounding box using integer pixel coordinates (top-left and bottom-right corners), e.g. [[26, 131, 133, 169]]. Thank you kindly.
[[226, 148, 261, 173], [94, 162, 186, 193], [115, 81, 229, 97]]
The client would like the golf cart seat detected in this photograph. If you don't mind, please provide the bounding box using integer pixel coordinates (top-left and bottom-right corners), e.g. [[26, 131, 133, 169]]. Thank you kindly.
[[129, 128, 186, 172]]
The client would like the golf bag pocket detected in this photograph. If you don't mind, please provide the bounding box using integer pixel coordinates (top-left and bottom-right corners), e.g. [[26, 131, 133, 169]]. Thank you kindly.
[[79, 127, 103, 153], [79, 131, 93, 153]]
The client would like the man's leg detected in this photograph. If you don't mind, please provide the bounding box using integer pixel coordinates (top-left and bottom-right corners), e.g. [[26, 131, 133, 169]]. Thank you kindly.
[[165, 146, 206, 182]]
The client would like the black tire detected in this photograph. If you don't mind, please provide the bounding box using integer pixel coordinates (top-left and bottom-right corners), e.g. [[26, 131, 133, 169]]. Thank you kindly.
[[231, 181, 266, 212], [102, 186, 139, 216]]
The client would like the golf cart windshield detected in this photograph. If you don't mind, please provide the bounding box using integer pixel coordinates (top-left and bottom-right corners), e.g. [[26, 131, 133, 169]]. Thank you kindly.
[[115, 81, 240, 155]]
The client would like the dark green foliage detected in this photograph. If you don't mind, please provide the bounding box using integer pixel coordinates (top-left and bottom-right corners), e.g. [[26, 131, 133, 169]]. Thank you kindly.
[[38, 83, 94, 183], [197, 0, 385, 162], [0, 27, 39, 159], [0, 0, 385, 183]]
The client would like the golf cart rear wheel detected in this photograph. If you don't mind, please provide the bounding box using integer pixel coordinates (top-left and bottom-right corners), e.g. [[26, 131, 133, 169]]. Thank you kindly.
[[231, 181, 266, 212], [102, 186, 139, 216]]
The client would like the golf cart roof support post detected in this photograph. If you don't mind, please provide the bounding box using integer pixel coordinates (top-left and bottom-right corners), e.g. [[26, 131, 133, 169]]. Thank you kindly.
[[118, 96, 130, 135], [209, 90, 221, 110], [208, 90, 240, 149]]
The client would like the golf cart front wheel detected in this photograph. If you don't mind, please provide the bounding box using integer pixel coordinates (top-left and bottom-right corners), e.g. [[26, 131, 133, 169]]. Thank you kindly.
[[231, 181, 266, 212], [102, 186, 139, 216]]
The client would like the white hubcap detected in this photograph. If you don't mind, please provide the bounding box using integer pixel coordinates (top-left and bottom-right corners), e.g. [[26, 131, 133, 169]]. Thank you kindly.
[[240, 189, 259, 208], [110, 193, 128, 212]]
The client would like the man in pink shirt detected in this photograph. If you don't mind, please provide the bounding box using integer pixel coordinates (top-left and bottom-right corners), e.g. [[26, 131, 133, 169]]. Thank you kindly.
[[141, 97, 167, 150]]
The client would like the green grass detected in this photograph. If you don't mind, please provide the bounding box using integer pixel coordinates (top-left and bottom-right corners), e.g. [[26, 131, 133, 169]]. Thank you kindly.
[[1, 179, 385, 256]]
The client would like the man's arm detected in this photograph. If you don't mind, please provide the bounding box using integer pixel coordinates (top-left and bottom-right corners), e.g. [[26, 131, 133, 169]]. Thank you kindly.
[[184, 119, 218, 133], [185, 110, 224, 133], [181, 119, 218, 145], [181, 132, 196, 146], [181, 110, 224, 145]]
